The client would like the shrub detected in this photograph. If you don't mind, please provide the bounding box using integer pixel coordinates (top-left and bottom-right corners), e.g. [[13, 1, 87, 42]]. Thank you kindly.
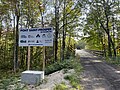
[[54, 82, 68, 90], [45, 59, 74, 75]]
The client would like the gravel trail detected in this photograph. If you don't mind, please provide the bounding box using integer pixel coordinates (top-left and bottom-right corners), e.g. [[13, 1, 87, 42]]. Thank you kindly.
[[76, 49, 120, 90]]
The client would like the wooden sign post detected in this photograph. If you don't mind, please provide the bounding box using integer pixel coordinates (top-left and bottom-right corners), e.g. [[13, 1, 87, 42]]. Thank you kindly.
[[43, 46, 45, 71], [27, 46, 30, 70], [19, 28, 53, 71]]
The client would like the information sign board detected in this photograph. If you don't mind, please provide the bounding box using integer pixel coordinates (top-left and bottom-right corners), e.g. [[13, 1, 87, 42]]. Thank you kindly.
[[19, 28, 53, 46]]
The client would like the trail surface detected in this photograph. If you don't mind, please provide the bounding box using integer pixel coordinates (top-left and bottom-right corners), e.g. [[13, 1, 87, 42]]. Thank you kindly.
[[76, 49, 120, 90]]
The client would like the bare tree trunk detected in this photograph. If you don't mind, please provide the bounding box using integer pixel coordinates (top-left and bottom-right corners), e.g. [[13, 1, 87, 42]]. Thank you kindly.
[[54, 0, 59, 61], [59, 33, 62, 60], [62, 0, 66, 61], [0, 20, 2, 39], [112, 16, 116, 57], [14, 1, 20, 72], [15, 15, 19, 69], [100, 22, 116, 57]]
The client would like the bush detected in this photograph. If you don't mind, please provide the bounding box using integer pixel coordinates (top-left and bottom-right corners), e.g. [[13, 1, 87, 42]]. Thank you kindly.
[[0, 76, 27, 90], [51, 56, 83, 90], [54, 82, 68, 90], [45, 58, 75, 75]]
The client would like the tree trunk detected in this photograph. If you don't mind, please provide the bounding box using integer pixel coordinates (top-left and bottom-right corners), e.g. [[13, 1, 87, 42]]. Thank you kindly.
[[108, 32, 112, 57], [14, 15, 19, 71], [62, 0, 66, 61], [100, 21, 116, 57], [14, 1, 20, 72], [54, 0, 59, 61], [0, 20, 2, 39], [59, 33, 62, 60], [101, 34, 106, 57], [111, 15, 116, 57], [109, 34, 116, 57]]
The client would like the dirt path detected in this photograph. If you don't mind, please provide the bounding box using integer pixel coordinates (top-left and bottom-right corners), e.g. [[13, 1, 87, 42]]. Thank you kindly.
[[76, 49, 120, 90]]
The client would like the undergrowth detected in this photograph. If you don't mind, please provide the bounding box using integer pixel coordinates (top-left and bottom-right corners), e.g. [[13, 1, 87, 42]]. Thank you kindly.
[[45, 57, 76, 75], [0, 76, 27, 90], [105, 56, 120, 65], [0, 55, 83, 90], [54, 82, 68, 90], [54, 54, 83, 90]]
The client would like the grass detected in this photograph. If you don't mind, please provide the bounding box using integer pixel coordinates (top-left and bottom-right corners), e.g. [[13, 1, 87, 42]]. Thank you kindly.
[[0, 76, 27, 90], [54, 55, 83, 90], [105, 56, 120, 65], [45, 57, 77, 75], [54, 82, 68, 90], [64, 75, 80, 88], [0, 55, 83, 90], [0, 69, 28, 90]]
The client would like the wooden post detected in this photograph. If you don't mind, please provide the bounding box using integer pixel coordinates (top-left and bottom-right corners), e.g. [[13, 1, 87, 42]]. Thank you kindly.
[[43, 46, 45, 71], [27, 46, 30, 70]]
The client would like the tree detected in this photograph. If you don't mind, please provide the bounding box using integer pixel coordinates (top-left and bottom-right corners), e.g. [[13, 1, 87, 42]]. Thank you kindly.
[[54, 0, 59, 61], [0, 0, 82, 73], [81, 0, 120, 57]]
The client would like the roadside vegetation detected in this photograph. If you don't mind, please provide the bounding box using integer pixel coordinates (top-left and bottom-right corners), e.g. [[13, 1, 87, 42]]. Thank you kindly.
[[54, 55, 83, 90], [105, 56, 120, 66], [81, 0, 120, 68], [0, 55, 83, 90]]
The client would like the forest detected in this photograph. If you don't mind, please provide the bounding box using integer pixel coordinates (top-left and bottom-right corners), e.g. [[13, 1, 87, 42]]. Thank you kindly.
[[0, 0, 120, 76]]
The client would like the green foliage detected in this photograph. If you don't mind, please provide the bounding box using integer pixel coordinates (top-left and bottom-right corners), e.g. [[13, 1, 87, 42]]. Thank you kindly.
[[0, 76, 27, 90], [0, 31, 14, 70], [64, 55, 83, 89], [64, 74, 81, 89], [45, 54, 83, 75], [106, 56, 120, 65], [82, 29, 103, 50], [54, 82, 68, 90], [54, 55, 83, 90], [0, 0, 120, 75], [82, 0, 120, 56], [76, 40, 86, 49], [45, 57, 75, 75]]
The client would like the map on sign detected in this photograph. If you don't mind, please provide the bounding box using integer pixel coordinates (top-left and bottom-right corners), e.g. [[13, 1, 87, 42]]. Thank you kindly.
[[19, 28, 53, 46]]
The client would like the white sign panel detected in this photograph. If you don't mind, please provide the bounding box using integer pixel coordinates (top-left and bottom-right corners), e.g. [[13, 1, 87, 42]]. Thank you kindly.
[[19, 28, 53, 46]]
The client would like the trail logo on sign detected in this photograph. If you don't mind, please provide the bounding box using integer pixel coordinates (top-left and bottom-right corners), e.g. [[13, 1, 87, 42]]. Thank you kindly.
[[47, 33, 52, 38], [42, 34, 46, 38], [28, 40, 34, 43], [28, 35, 34, 38], [20, 40, 27, 43], [36, 34, 40, 38], [36, 40, 39, 43], [21, 35, 27, 38]]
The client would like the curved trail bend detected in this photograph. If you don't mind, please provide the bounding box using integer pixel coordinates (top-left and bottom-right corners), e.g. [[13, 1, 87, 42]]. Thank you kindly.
[[76, 49, 120, 90]]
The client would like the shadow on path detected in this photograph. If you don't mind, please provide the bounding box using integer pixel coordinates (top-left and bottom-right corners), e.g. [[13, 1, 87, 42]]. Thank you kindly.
[[77, 49, 120, 90]]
